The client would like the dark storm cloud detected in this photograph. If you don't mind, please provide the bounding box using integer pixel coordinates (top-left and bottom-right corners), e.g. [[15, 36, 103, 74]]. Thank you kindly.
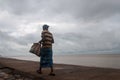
[[55, 0, 120, 21], [0, 0, 120, 56], [1, 0, 120, 21]]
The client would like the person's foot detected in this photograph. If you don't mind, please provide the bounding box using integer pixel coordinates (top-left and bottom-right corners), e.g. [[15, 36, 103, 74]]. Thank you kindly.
[[36, 70, 42, 74], [49, 73, 56, 76]]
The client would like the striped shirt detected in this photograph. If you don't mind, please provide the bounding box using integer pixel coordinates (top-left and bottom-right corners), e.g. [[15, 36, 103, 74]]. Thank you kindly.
[[40, 30, 54, 48]]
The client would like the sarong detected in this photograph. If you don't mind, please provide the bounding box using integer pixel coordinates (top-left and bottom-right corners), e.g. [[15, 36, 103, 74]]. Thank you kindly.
[[40, 48, 53, 68]]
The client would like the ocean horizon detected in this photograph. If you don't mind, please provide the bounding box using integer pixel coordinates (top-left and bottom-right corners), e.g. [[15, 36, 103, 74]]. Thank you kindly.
[[3, 54, 120, 69]]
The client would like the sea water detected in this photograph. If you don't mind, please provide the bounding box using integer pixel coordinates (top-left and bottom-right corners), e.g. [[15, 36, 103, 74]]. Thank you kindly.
[[7, 54, 120, 69]]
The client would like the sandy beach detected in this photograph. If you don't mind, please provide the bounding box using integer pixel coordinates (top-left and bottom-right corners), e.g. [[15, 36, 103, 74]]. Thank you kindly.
[[0, 57, 120, 80]]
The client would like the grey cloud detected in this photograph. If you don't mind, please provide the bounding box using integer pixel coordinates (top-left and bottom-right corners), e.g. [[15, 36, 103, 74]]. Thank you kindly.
[[53, 21, 120, 54], [0, 30, 40, 56], [1, 0, 120, 22], [0, 31, 20, 56], [0, 0, 120, 56], [0, 0, 44, 15]]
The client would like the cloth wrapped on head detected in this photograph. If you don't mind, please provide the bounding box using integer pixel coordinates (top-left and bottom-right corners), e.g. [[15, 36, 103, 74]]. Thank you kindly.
[[43, 24, 49, 30]]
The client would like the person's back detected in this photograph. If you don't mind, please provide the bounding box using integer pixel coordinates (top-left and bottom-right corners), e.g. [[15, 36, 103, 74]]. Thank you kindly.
[[37, 24, 55, 76], [41, 30, 54, 48]]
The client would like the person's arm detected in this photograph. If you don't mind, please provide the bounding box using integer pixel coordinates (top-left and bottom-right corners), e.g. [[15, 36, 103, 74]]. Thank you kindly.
[[39, 40, 42, 44], [52, 34, 54, 43]]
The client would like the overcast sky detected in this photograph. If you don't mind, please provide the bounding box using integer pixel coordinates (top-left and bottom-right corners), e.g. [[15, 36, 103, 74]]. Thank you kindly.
[[0, 0, 120, 56]]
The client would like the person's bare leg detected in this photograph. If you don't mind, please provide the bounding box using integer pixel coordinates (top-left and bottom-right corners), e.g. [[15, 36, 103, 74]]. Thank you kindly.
[[37, 66, 42, 74], [39, 66, 42, 73], [49, 66, 55, 76], [50, 66, 53, 73]]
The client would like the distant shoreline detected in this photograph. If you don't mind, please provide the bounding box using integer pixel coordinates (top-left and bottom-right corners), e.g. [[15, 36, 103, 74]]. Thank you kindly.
[[0, 53, 120, 58], [1, 54, 120, 69]]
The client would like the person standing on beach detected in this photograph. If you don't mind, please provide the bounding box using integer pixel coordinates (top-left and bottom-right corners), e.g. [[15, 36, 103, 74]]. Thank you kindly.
[[37, 24, 55, 76]]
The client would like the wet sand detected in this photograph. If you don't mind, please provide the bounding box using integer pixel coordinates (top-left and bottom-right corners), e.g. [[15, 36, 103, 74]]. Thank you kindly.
[[0, 57, 120, 80]]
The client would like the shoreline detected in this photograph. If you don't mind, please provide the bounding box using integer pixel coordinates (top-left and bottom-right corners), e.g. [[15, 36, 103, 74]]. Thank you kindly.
[[3, 54, 120, 69], [0, 57, 120, 80]]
